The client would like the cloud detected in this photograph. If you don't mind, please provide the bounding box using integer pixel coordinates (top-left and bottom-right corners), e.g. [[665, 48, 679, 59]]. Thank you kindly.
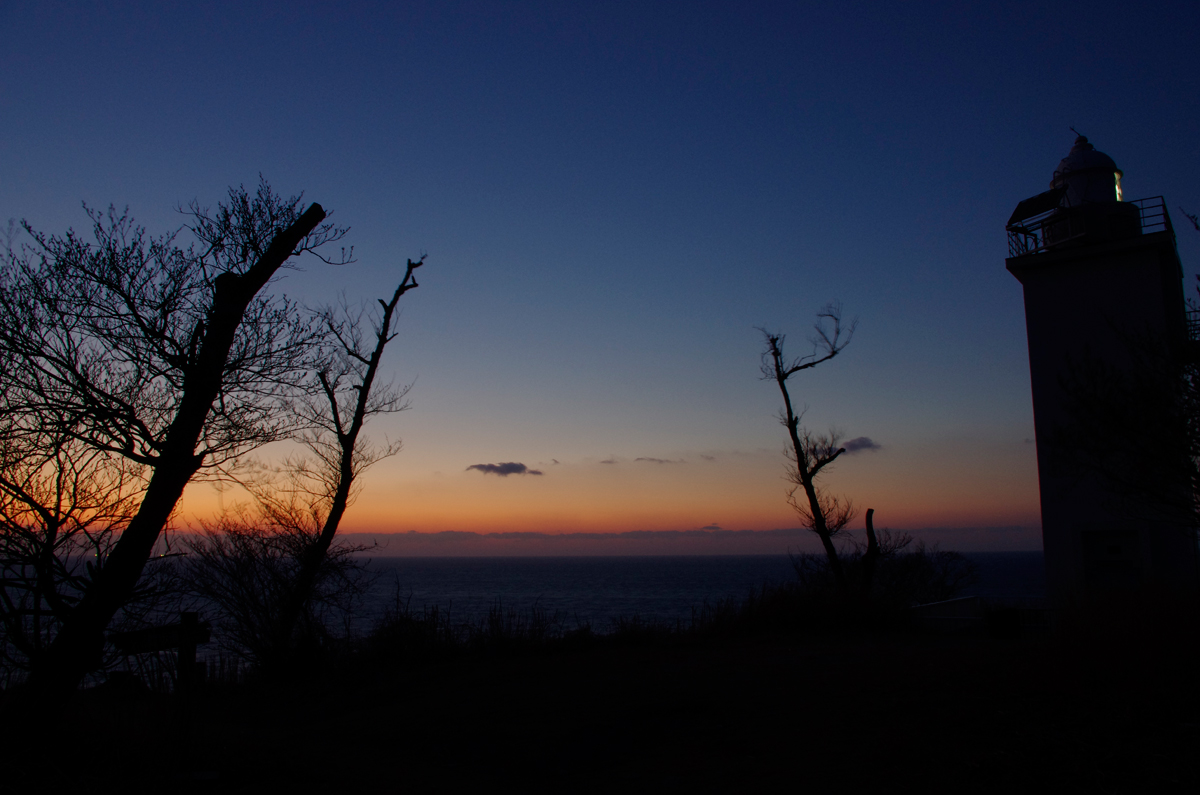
[[466, 462, 543, 476], [700, 523, 722, 531], [699, 454, 716, 461], [635, 457, 684, 464], [600, 458, 618, 464], [842, 436, 881, 454]]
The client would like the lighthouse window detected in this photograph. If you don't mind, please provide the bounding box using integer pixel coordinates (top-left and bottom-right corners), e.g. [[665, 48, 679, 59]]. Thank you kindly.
[[1114, 172, 1123, 201]]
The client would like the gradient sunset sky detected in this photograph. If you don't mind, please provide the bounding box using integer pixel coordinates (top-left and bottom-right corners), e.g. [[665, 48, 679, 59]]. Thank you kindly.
[[2, 1, 1197, 553]]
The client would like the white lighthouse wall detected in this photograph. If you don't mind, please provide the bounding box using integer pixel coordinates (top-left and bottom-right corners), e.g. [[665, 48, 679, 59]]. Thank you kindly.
[[1010, 232, 1199, 603]]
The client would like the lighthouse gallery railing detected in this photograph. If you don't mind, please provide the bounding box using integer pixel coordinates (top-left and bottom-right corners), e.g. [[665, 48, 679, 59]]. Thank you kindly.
[[1006, 196, 1174, 259]]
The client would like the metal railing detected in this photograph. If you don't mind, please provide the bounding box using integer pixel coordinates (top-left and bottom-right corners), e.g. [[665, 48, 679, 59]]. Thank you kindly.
[[1132, 196, 1174, 235], [1007, 196, 1173, 258]]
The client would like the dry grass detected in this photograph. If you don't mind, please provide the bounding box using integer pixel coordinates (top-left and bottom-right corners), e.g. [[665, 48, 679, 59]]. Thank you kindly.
[[3, 581, 1196, 793]]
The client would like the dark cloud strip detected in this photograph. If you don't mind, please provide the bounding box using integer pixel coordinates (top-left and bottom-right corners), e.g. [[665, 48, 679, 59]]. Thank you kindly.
[[466, 462, 543, 476], [842, 437, 881, 454], [634, 457, 684, 464]]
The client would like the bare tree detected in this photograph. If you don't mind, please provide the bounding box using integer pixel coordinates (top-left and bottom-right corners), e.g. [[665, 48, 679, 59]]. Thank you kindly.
[[760, 304, 856, 588], [763, 308, 978, 605], [0, 426, 142, 677], [275, 260, 423, 649], [186, 258, 425, 669], [0, 181, 347, 694]]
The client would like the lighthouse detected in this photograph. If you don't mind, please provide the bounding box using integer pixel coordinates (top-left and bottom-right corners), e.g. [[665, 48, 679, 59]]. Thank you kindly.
[[1006, 136, 1199, 604]]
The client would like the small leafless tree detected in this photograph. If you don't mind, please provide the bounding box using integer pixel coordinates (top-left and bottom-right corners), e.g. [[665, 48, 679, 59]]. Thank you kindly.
[[185, 258, 424, 669], [0, 181, 348, 694], [763, 308, 977, 605], [761, 304, 856, 588]]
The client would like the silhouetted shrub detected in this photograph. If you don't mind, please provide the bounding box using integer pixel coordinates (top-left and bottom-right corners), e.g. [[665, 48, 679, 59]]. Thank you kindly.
[[793, 529, 977, 609], [356, 543, 978, 671], [365, 584, 590, 668], [180, 515, 373, 671]]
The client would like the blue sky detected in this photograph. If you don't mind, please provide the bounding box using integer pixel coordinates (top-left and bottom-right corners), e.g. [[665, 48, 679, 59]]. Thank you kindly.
[[2, 0, 1197, 551]]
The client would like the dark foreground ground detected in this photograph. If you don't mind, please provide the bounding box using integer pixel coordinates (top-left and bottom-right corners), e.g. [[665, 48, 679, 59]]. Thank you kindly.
[[4, 604, 1198, 794]]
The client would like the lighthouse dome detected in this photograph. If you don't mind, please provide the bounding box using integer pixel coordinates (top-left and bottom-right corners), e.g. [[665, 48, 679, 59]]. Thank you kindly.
[[1051, 135, 1124, 205]]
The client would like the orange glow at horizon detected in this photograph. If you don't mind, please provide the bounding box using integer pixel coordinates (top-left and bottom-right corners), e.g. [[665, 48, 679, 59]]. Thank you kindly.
[[176, 439, 1041, 538]]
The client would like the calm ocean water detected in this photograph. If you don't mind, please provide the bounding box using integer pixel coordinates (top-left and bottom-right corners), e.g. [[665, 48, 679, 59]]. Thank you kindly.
[[359, 551, 1045, 628]]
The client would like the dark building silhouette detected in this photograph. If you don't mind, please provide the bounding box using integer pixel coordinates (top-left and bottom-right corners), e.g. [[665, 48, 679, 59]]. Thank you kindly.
[[1006, 136, 1199, 604]]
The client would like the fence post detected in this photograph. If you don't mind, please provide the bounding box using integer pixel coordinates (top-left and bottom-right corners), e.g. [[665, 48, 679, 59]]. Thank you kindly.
[[177, 611, 199, 749], [178, 612, 198, 695]]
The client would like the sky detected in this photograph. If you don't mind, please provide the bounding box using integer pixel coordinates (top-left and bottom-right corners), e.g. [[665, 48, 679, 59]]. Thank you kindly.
[[2, 0, 1198, 554]]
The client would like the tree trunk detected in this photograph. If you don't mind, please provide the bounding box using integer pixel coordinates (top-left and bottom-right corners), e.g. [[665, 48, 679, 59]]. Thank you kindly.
[[860, 507, 879, 597], [767, 333, 847, 588], [27, 204, 326, 696], [798, 466, 846, 587], [268, 277, 412, 667]]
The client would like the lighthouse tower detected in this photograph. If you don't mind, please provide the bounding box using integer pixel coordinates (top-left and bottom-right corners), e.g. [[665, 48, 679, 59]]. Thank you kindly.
[[1006, 136, 1199, 604]]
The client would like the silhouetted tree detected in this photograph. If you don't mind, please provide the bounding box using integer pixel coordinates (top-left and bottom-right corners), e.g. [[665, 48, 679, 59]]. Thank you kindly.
[[0, 426, 142, 677], [186, 259, 425, 669], [0, 181, 347, 694], [760, 305, 856, 588]]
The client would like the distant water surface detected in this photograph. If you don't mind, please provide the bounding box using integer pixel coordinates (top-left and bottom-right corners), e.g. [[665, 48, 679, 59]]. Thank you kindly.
[[361, 552, 1044, 628], [964, 551, 1046, 598]]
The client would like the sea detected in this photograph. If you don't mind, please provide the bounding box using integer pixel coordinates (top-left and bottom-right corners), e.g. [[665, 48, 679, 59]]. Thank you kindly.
[[356, 551, 1045, 630]]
